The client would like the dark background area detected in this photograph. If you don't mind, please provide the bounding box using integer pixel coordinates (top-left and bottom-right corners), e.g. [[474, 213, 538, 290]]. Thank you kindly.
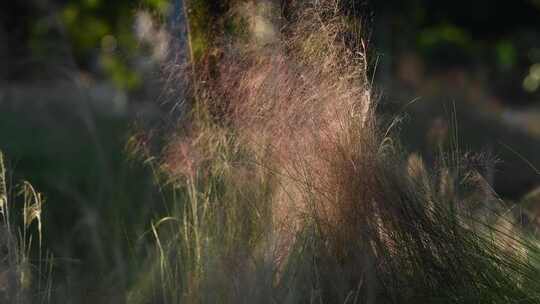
[[365, 0, 540, 198], [370, 0, 540, 104]]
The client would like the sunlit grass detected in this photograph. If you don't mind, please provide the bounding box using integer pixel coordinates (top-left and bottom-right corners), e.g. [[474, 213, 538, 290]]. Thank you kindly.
[[123, 1, 540, 303], [0, 151, 52, 304]]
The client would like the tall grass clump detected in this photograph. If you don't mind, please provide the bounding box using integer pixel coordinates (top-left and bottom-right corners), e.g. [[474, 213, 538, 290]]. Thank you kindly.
[[129, 0, 540, 303], [0, 151, 52, 304]]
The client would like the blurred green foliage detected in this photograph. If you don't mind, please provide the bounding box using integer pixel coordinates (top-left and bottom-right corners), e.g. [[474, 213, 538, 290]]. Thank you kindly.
[[56, 0, 169, 89], [366, 0, 540, 102], [495, 41, 518, 71]]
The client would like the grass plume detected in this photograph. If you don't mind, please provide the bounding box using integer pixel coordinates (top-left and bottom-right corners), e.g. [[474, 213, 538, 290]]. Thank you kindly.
[[122, 1, 540, 303], [0, 151, 51, 304]]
